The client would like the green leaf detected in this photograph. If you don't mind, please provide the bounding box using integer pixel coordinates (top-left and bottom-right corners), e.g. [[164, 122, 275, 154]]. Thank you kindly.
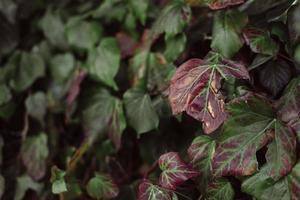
[[25, 92, 47, 125], [0, 84, 11, 105], [288, 4, 300, 44], [152, 1, 191, 37], [211, 10, 247, 58], [50, 53, 75, 83], [206, 178, 234, 200], [86, 173, 119, 200], [243, 28, 279, 56], [164, 33, 186, 62], [264, 120, 296, 180], [14, 175, 43, 200], [21, 133, 49, 180], [188, 136, 216, 190], [123, 88, 159, 135], [242, 161, 300, 200], [88, 37, 120, 90], [50, 166, 67, 194], [66, 18, 102, 50], [10, 52, 45, 92], [39, 9, 68, 49], [128, 0, 148, 25], [213, 95, 276, 177], [82, 87, 126, 148]]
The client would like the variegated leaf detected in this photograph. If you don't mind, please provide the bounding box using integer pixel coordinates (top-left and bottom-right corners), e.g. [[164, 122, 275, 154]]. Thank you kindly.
[[265, 121, 296, 180], [158, 152, 198, 190], [137, 180, 178, 200], [213, 95, 276, 177], [188, 136, 216, 189], [168, 52, 249, 134], [242, 161, 300, 200], [206, 178, 234, 200]]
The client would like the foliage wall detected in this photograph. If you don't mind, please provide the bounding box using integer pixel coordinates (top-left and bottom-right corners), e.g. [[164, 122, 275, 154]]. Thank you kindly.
[[0, 0, 300, 199]]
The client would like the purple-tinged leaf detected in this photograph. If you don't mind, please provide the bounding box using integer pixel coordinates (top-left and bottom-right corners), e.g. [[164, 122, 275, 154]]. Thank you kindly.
[[213, 95, 276, 177], [186, 0, 245, 10], [168, 52, 249, 134], [242, 161, 300, 200], [137, 180, 178, 200], [158, 152, 198, 190], [86, 173, 119, 199], [265, 121, 296, 180], [188, 136, 216, 190], [243, 28, 279, 56]]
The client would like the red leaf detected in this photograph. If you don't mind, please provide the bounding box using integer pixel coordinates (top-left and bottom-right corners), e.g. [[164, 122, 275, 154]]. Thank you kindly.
[[67, 69, 87, 107], [158, 152, 198, 190], [168, 52, 249, 134], [116, 32, 137, 59], [137, 180, 177, 200]]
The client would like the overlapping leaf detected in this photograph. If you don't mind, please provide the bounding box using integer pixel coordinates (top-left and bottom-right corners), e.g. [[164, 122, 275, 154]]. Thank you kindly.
[[86, 173, 119, 200], [158, 152, 198, 190], [206, 178, 234, 200], [213, 95, 275, 177], [243, 28, 279, 56], [213, 95, 297, 178], [82, 87, 126, 149], [211, 10, 248, 58], [168, 52, 249, 134], [188, 136, 216, 189], [242, 161, 300, 200], [137, 180, 178, 200]]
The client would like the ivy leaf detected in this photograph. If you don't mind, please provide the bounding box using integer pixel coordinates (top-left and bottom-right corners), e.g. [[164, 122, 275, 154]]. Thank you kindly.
[[213, 95, 276, 177], [88, 37, 120, 90], [21, 133, 49, 180], [66, 18, 102, 50], [14, 175, 43, 200], [211, 10, 248, 58], [242, 161, 300, 200], [186, 0, 245, 10], [259, 59, 291, 97], [158, 152, 198, 190], [164, 33, 186, 62], [10, 51, 45, 92], [0, 84, 11, 105], [25, 92, 47, 125], [123, 88, 159, 136], [82, 88, 126, 149], [86, 173, 119, 200], [50, 166, 67, 194], [39, 9, 68, 49], [287, 3, 300, 44], [116, 32, 137, 59], [188, 136, 216, 190], [168, 52, 249, 134], [243, 28, 279, 56], [206, 178, 234, 200], [152, 1, 191, 37], [264, 121, 296, 180], [128, 0, 148, 25], [50, 53, 75, 83], [137, 180, 178, 200], [276, 77, 300, 141]]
